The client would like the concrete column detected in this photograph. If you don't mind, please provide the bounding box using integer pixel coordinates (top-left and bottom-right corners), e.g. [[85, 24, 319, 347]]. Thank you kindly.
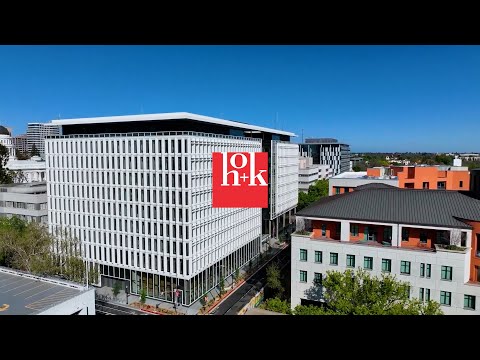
[[391, 224, 399, 247], [392, 224, 403, 247], [340, 220, 350, 242]]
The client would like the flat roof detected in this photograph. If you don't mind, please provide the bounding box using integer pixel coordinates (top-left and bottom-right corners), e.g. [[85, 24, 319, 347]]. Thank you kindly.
[[331, 172, 398, 180], [0, 268, 86, 315], [51, 112, 296, 137]]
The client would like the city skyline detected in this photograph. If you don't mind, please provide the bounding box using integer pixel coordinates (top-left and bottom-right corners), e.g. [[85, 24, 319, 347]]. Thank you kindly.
[[0, 45, 480, 152]]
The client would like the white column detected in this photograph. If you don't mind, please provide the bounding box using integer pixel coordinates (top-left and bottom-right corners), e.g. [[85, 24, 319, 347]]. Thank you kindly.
[[392, 224, 401, 246], [340, 220, 350, 242], [392, 224, 400, 247]]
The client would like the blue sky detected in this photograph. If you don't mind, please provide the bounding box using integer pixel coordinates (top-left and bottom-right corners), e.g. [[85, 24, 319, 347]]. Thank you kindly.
[[0, 45, 479, 152]]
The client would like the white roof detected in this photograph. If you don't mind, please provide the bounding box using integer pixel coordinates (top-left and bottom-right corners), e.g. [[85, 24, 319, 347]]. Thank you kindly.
[[332, 171, 368, 179], [51, 112, 296, 137]]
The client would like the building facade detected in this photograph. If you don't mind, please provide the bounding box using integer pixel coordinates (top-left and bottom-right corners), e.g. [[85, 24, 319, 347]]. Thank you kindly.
[[13, 135, 28, 156], [46, 112, 297, 306], [26, 123, 60, 156], [330, 163, 470, 196], [369, 164, 470, 191], [299, 156, 332, 193], [0, 126, 15, 160], [0, 182, 48, 223], [6, 156, 46, 183], [299, 138, 350, 176], [291, 186, 480, 314]]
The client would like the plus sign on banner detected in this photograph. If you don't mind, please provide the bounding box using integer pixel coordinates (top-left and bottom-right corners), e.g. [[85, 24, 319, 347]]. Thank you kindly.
[[212, 152, 268, 208]]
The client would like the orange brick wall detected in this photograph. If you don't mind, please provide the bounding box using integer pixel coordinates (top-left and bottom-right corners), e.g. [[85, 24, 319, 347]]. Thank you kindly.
[[369, 166, 470, 190], [312, 220, 340, 240], [400, 227, 435, 249], [331, 186, 355, 196], [461, 220, 480, 282]]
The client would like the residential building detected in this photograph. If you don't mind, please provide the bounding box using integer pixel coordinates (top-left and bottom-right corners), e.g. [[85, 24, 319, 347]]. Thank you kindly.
[[0, 267, 95, 315], [0, 126, 15, 160], [46, 112, 298, 307], [6, 156, 46, 183], [291, 185, 480, 314], [299, 155, 332, 192], [330, 161, 470, 195], [0, 182, 48, 223], [371, 163, 470, 191], [26, 123, 60, 156], [299, 138, 350, 176], [13, 134, 28, 155]]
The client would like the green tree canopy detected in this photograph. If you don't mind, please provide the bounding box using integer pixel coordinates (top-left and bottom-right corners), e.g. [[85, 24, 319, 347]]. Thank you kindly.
[[300, 268, 443, 315], [30, 144, 40, 157], [0, 144, 13, 184], [266, 262, 284, 298], [298, 179, 329, 211]]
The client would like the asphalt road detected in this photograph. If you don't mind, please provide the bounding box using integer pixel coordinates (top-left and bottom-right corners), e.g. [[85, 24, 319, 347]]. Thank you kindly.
[[95, 300, 151, 315], [211, 245, 290, 315]]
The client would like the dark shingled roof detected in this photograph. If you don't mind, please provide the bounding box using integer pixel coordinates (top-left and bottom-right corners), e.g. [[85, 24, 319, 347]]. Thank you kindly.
[[297, 188, 480, 229], [0, 126, 10, 136], [355, 183, 398, 191]]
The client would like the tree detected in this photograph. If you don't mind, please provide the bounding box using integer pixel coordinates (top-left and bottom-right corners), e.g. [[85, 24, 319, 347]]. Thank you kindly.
[[293, 304, 331, 315], [16, 151, 30, 160], [9, 170, 27, 183], [30, 144, 40, 157], [312, 268, 443, 315], [0, 144, 13, 184], [234, 268, 240, 284], [218, 276, 225, 296], [266, 262, 284, 298], [297, 179, 329, 211], [140, 288, 147, 304], [112, 282, 122, 300], [261, 297, 292, 314], [0, 217, 99, 285]]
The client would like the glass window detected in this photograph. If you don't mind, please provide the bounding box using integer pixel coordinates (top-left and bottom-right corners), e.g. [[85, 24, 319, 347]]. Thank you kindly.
[[364, 256, 373, 270], [350, 224, 359, 237], [426, 264, 431, 278], [420, 263, 425, 277], [381, 259, 391, 272], [419, 288, 424, 302], [440, 291, 451, 306], [300, 270, 307, 283], [400, 261, 411, 275], [402, 228, 409, 241], [314, 251, 322, 263], [441, 266, 452, 281], [420, 232, 428, 243], [346, 254, 355, 268], [425, 289, 430, 301], [464, 295, 476, 310], [321, 224, 327, 236], [335, 187, 340, 194], [330, 252, 338, 265], [300, 249, 307, 262], [314, 272, 322, 286]]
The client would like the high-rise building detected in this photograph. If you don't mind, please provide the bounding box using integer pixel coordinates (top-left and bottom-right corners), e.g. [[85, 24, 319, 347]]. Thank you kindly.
[[299, 138, 350, 176], [291, 185, 480, 314], [46, 112, 298, 307], [26, 123, 60, 156], [13, 134, 28, 156]]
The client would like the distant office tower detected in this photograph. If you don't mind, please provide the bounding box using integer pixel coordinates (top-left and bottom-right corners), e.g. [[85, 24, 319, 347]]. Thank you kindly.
[[13, 134, 28, 156], [26, 123, 60, 156], [300, 138, 350, 176], [298, 155, 332, 193], [46, 112, 298, 306]]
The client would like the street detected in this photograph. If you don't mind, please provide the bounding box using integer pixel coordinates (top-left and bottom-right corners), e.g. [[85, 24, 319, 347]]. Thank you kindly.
[[210, 245, 290, 315], [95, 300, 152, 315]]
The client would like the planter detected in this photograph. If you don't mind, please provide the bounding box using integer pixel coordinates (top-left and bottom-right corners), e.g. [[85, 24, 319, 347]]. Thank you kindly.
[[434, 244, 468, 254], [293, 231, 313, 237]]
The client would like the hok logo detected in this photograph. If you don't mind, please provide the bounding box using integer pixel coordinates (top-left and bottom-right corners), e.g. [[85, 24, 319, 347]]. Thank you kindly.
[[212, 152, 268, 208]]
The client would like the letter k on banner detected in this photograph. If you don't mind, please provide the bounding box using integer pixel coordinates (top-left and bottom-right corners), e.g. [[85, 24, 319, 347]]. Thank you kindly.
[[212, 152, 268, 208]]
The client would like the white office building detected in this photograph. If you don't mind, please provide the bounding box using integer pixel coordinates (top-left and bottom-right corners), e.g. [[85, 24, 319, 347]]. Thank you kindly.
[[298, 155, 332, 192], [6, 156, 46, 183], [0, 182, 48, 223], [299, 138, 350, 176], [291, 185, 480, 314], [26, 123, 60, 156], [46, 112, 297, 306]]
